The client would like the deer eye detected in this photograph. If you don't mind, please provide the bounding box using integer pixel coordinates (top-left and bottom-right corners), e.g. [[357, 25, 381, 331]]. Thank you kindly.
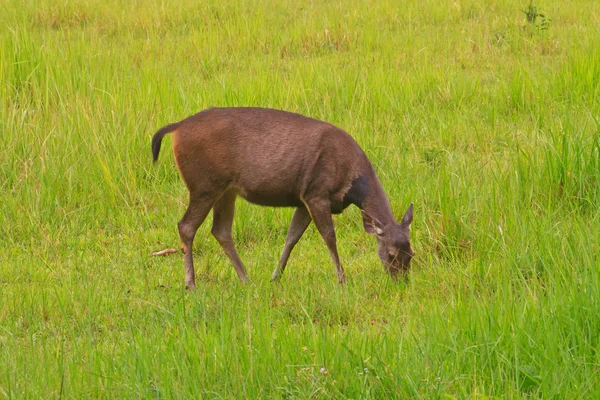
[[387, 252, 397, 262]]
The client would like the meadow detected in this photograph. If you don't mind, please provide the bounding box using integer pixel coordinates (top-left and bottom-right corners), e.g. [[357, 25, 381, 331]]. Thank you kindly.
[[1, 0, 599, 398]]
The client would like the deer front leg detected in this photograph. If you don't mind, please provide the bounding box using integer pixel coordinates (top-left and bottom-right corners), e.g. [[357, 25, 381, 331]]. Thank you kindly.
[[304, 200, 347, 284], [272, 206, 312, 282]]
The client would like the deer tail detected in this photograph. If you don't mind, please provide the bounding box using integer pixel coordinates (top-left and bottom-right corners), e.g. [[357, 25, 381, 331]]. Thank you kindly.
[[152, 122, 182, 163]]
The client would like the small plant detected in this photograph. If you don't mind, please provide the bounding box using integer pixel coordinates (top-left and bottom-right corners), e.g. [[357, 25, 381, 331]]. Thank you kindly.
[[522, 1, 551, 31]]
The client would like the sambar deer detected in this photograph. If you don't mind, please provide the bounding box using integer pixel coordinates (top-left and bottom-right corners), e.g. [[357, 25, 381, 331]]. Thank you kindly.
[[152, 107, 414, 289]]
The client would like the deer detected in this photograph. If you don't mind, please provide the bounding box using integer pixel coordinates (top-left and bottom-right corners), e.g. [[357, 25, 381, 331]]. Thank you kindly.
[[152, 107, 414, 289]]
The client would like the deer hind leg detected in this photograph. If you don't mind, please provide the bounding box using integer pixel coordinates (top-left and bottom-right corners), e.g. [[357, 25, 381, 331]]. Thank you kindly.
[[304, 199, 347, 284], [272, 206, 312, 282], [178, 193, 216, 290], [211, 189, 249, 283]]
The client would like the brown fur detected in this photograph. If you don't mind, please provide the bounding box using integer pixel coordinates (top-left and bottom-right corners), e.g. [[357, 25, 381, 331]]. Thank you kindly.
[[152, 107, 414, 289]]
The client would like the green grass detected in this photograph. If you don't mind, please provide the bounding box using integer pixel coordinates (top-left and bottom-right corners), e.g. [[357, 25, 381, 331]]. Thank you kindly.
[[1, 0, 599, 398]]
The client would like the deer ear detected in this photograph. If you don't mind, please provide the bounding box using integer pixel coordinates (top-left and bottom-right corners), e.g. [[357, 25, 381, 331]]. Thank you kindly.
[[402, 203, 414, 228], [361, 210, 384, 236]]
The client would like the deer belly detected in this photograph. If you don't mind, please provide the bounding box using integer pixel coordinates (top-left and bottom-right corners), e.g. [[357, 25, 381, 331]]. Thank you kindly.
[[237, 187, 304, 208]]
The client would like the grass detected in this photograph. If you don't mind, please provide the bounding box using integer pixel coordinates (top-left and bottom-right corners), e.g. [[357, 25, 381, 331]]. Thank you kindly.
[[1, 0, 599, 398]]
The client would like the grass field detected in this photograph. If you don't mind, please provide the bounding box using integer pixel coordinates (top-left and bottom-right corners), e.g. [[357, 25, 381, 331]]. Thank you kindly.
[[1, 0, 599, 398]]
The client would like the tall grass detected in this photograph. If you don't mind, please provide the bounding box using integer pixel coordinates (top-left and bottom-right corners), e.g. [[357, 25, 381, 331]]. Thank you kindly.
[[1, 0, 599, 397]]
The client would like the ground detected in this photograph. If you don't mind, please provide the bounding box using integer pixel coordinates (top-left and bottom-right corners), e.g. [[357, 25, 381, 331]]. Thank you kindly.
[[1, 0, 599, 398]]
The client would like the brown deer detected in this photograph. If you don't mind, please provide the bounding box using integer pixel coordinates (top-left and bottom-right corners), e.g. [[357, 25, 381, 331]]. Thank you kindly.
[[152, 107, 414, 289]]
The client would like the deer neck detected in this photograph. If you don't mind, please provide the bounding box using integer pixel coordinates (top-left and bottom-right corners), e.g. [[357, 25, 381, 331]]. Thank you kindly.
[[362, 176, 396, 226]]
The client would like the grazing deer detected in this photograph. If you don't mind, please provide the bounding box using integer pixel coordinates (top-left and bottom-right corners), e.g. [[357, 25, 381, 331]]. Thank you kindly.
[[152, 107, 414, 289]]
